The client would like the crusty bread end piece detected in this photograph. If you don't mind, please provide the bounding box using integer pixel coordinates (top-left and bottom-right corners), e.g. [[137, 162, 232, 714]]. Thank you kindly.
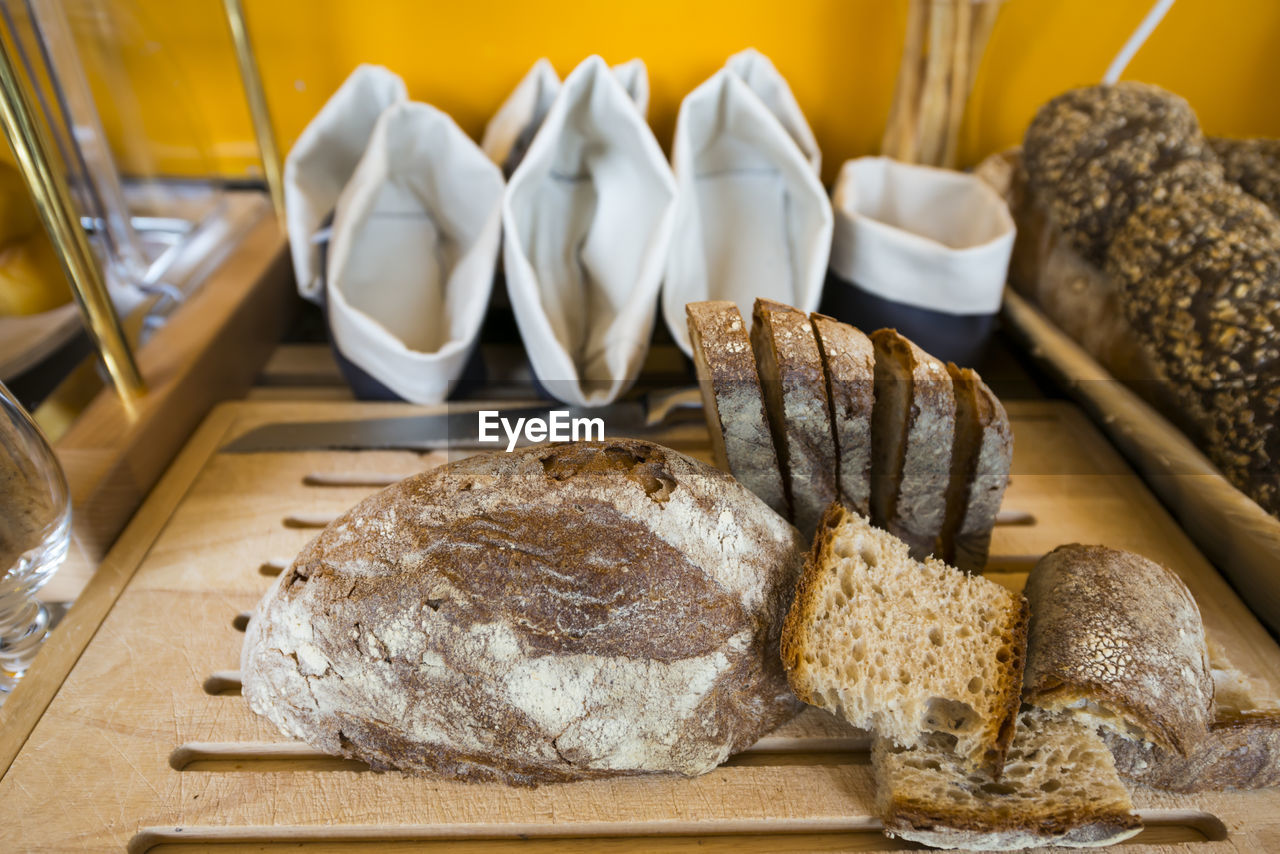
[[781, 503, 1028, 774], [811, 313, 875, 518], [941, 364, 1013, 571], [870, 329, 956, 560], [875, 708, 1143, 850], [687, 301, 790, 519], [1105, 639, 1280, 791], [751, 298, 838, 537], [1022, 544, 1214, 756]]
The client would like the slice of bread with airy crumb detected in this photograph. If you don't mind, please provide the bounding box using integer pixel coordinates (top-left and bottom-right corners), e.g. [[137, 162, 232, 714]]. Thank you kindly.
[[687, 301, 790, 519], [1022, 544, 1214, 757], [870, 329, 955, 560], [781, 502, 1029, 774], [875, 708, 1143, 850], [751, 298, 838, 538], [940, 364, 1013, 571], [811, 313, 875, 518], [1104, 639, 1280, 792]]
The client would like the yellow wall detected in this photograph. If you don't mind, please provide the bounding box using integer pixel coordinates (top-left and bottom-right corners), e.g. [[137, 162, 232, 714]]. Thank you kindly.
[[82, 0, 1280, 186]]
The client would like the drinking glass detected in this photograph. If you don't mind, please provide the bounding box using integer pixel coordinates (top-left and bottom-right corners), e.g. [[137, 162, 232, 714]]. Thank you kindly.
[[0, 381, 70, 699]]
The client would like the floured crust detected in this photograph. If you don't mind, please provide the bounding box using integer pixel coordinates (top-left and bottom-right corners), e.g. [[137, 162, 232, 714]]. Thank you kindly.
[[687, 301, 789, 518], [941, 364, 1013, 571], [871, 329, 956, 560], [1022, 544, 1214, 756], [1106, 641, 1280, 791], [242, 439, 806, 786], [876, 708, 1142, 850], [751, 298, 838, 538], [810, 313, 875, 518]]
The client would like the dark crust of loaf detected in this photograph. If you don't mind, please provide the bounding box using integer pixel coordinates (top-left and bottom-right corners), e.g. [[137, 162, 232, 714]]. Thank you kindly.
[[1022, 544, 1214, 756], [810, 313, 875, 517], [242, 439, 806, 786], [885, 803, 1141, 849], [870, 329, 956, 560], [751, 298, 838, 538], [1105, 175, 1280, 515], [1212, 136, 1280, 213], [940, 364, 1013, 571], [781, 502, 1028, 776], [686, 301, 790, 518], [1023, 81, 1213, 263], [1105, 712, 1280, 792]]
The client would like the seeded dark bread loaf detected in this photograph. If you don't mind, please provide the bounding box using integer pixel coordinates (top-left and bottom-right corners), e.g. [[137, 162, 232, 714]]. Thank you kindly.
[[242, 440, 807, 786], [870, 328, 956, 561], [1022, 544, 1214, 756], [810, 313, 875, 517], [687, 301, 789, 519], [1023, 81, 1215, 263], [1211, 136, 1280, 213], [940, 364, 1012, 572], [1105, 174, 1280, 515], [781, 503, 1028, 774], [1105, 641, 1280, 792], [751, 298, 838, 537]]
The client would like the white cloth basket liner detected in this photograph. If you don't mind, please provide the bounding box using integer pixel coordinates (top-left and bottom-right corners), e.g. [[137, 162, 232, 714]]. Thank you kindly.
[[326, 101, 504, 404], [662, 66, 832, 355], [284, 65, 407, 301], [503, 55, 676, 407], [724, 48, 820, 175], [482, 58, 650, 177], [829, 157, 1015, 315]]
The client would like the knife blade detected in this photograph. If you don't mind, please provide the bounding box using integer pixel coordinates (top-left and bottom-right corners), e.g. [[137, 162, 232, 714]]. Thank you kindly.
[[218, 387, 704, 453]]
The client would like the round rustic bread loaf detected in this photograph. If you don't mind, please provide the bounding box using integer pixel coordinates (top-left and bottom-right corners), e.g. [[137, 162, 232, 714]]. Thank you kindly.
[[1023, 82, 1214, 263], [242, 439, 806, 785]]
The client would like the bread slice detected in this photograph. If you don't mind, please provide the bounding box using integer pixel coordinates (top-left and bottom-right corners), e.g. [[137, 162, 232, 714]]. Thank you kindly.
[[875, 708, 1143, 850], [780, 503, 1029, 773], [687, 301, 789, 519], [1105, 639, 1280, 791], [870, 329, 956, 560], [810, 313, 875, 517], [751, 298, 838, 537], [940, 364, 1013, 571], [1022, 544, 1214, 756]]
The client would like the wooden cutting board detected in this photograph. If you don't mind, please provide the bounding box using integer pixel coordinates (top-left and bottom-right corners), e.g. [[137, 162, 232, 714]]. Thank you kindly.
[[2, 399, 1278, 853]]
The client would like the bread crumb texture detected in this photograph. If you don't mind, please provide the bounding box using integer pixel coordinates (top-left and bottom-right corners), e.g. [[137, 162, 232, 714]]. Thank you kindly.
[[875, 708, 1141, 850], [241, 440, 807, 785], [781, 503, 1027, 773]]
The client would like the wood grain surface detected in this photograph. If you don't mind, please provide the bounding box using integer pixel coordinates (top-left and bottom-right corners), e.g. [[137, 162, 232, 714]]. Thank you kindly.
[[2, 399, 1278, 852]]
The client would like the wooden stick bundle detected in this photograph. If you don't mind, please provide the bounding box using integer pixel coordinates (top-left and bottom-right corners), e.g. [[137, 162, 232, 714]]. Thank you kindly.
[[881, 0, 1004, 168]]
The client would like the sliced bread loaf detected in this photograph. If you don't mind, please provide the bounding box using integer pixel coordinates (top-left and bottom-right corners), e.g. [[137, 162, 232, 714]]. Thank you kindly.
[[780, 502, 1029, 773], [687, 301, 789, 519], [810, 313, 875, 518], [1105, 640, 1280, 791], [1022, 544, 1214, 756], [870, 329, 956, 560], [875, 708, 1143, 850], [940, 364, 1013, 571], [751, 298, 838, 537]]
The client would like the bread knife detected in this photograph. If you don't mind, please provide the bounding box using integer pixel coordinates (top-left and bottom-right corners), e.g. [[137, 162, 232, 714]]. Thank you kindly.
[[218, 387, 703, 453]]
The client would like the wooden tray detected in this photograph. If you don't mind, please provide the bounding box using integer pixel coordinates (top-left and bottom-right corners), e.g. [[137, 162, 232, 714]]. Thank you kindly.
[[3, 399, 1279, 852]]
